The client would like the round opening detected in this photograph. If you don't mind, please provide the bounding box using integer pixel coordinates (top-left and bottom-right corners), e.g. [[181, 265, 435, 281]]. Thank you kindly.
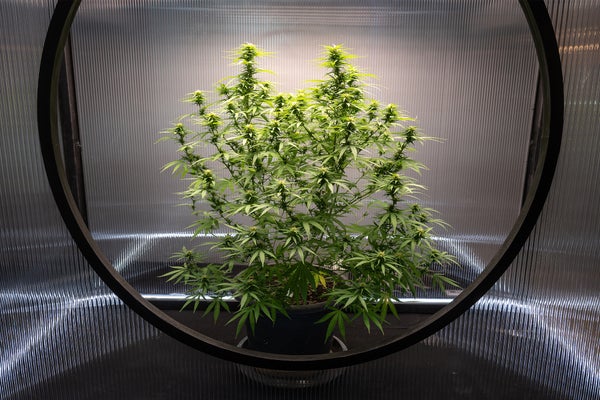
[[38, 0, 562, 370]]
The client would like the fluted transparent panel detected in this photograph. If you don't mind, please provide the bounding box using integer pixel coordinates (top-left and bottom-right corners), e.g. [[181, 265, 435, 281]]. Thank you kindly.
[[3, 1, 600, 400], [70, 0, 538, 295], [435, 1, 600, 399], [1, 1, 151, 397]]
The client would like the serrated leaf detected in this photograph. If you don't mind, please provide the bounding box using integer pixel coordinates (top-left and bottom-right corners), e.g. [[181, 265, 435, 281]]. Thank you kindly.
[[259, 304, 273, 321], [388, 301, 399, 319], [297, 247, 305, 263], [370, 312, 384, 333], [248, 251, 258, 265], [358, 296, 368, 311], [344, 295, 357, 309], [302, 221, 311, 239], [325, 315, 337, 341], [362, 312, 371, 333], [240, 293, 249, 308], [308, 220, 326, 233], [337, 312, 347, 339], [379, 213, 389, 225]]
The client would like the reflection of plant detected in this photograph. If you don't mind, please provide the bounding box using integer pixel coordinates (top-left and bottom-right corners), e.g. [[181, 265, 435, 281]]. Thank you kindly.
[[159, 43, 458, 339]]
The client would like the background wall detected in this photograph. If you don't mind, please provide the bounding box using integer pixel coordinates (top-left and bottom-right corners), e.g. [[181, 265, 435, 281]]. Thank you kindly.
[[71, 0, 538, 292], [1, 1, 598, 399]]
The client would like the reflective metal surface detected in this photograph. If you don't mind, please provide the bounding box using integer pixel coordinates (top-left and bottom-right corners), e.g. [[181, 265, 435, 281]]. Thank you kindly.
[[1, 0, 599, 399]]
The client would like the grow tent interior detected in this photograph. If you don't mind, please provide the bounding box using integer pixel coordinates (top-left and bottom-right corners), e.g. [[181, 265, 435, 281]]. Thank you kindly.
[[70, 1, 536, 301], [4, 0, 600, 398]]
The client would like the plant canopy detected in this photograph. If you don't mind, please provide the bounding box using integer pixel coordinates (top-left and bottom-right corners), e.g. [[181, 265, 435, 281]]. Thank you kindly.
[[159, 43, 458, 339]]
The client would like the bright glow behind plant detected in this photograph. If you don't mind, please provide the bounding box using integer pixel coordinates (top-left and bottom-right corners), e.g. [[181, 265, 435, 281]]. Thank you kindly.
[[159, 43, 458, 338]]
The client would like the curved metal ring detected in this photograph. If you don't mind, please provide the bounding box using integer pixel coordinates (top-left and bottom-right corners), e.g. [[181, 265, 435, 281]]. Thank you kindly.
[[37, 0, 563, 370]]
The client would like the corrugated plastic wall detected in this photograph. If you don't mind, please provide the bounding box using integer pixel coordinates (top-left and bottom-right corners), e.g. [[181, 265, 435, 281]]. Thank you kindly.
[[71, 0, 539, 296], [1, 1, 598, 399]]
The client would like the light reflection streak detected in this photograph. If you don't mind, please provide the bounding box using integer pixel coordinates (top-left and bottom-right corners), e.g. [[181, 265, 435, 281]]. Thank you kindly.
[[0, 293, 154, 398], [89, 231, 494, 281], [2, 291, 598, 397]]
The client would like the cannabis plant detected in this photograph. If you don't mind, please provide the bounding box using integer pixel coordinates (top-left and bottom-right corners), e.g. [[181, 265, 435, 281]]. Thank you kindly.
[[159, 43, 457, 339]]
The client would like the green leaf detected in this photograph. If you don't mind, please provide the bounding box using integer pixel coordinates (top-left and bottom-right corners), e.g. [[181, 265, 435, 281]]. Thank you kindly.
[[358, 296, 368, 311], [337, 312, 348, 339], [308, 220, 326, 233], [240, 293, 249, 308], [302, 221, 311, 239], [390, 213, 397, 231], [379, 213, 389, 225], [259, 304, 274, 321], [317, 309, 349, 341], [156, 43, 458, 340], [297, 247, 305, 263], [388, 301, 399, 319], [344, 295, 358, 309], [204, 299, 230, 323], [324, 313, 338, 341], [259, 251, 266, 266], [365, 310, 385, 334], [362, 312, 371, 333]]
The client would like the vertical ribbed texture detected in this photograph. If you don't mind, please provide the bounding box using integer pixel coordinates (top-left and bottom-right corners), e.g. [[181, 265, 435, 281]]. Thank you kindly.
[[71, 0, 537, 294], [436, 1, 600, 399], [0, 2, 160, 399], [1, 1, 599, 399]]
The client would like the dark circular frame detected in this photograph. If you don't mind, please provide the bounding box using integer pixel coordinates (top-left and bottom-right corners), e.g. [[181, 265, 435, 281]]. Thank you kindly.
[[38, 0, 563, 370]]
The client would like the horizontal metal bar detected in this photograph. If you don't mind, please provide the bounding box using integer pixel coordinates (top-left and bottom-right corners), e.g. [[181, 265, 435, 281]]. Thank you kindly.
[[142, 293, 454, 313]]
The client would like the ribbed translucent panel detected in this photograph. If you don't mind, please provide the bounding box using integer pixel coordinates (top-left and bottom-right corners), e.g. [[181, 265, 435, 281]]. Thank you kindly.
[[2, 1, 600, 400], [70, 0, 538, 294], [436, 1, 600, 399], [1, 1, 150, 398]]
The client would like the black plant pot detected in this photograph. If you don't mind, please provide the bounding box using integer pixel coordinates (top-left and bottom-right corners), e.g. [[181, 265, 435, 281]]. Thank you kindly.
[[245, 302, 333, 355]]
